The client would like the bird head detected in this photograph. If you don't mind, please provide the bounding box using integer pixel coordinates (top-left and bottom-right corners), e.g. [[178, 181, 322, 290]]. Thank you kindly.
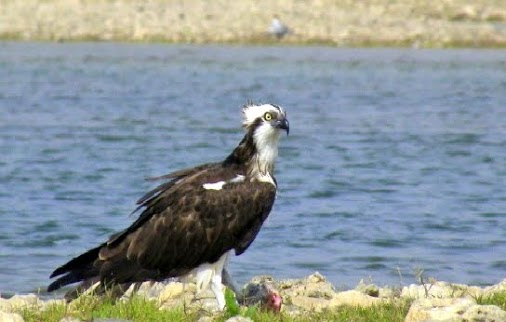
[[236, 103, 289, 180], [242, 103, 289, 145], [239, 277, 283, 313]]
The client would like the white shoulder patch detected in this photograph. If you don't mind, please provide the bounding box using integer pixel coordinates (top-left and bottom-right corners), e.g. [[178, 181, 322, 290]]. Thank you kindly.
[[229, 175, 245, 183], [202, 181, 226, 190], [203, 175, 245, 190]]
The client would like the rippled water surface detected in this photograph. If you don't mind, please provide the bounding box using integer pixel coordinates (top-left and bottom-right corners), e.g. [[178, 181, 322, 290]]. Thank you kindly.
[[1, 42, 505, 294]]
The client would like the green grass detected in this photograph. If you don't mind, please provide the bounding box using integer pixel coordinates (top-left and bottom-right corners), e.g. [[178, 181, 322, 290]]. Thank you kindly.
[[476, 291, 506, 310], [17, 289, 506, 322], [18, 292, 415, 322], [21, 296, 197, 322], [219, 300, 412, 322]]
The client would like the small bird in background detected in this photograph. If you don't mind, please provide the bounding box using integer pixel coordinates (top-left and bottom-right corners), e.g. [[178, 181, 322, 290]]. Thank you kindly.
[[268, 15, 290, 39]]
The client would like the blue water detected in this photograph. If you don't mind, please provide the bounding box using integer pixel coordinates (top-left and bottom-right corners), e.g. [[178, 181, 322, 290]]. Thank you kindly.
[[1, 42, 505, 295]]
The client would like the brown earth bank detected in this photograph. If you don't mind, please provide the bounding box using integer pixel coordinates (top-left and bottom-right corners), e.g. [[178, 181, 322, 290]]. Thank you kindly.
[[2, 273, 506, 321], [1, 0, 506, 47]]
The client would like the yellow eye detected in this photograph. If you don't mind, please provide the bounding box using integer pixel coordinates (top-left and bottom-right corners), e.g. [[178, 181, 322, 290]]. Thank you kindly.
[[264, 112, 273, 121]]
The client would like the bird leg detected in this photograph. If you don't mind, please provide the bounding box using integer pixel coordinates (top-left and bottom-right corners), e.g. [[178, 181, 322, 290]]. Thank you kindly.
[[210, 273, 226, 310], [222, 268, 239, 294]]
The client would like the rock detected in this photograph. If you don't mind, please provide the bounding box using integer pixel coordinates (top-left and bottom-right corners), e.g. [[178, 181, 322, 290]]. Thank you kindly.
[[193, 289, 222, 312], [225, 317, 253, 322], [0, 294, 42, 313], [355, 279, 380, 297], [121, 281, 167, 300], [401, 281, 482, 299], [306, 272, 326, 284], [274, 272, 388, 312], [133, 281, 166, 299], [279, 272, 336, 299], [123, 280, 216, 312], [0, 298, 12, 312], [288, 295, 328, 312], [462, 305, 506, 321], [8, 294, 41, 308], [158, 282, 185, 302], [331, 290, 384, 307], [196, 317, 214, 322], [405, 297, 476, 322], [483, 279, 506, 296], [451, 5, 479, 21], [41, 299, 66, 311], [59, 317, 82, 322], [357, 282, 400, 300], [377, 286, 399, 298], [277, 272, 337, 312], [0, 311, 24, 322], [405, 297, 506, 322], [158, 283, 219, 312]]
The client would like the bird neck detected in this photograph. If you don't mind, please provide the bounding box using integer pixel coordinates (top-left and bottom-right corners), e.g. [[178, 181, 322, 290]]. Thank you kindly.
[[224, 131, 278, 185]]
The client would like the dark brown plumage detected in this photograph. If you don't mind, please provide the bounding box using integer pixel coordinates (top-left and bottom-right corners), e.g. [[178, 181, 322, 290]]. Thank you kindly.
[[47, 103, 289, 308]]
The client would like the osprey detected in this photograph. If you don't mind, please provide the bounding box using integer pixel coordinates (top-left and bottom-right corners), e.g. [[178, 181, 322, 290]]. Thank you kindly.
[[48, 103, 289, 310]]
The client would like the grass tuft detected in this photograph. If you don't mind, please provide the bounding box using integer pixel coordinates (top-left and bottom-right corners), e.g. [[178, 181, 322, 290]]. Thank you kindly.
[[476, 292, 506, 311], [19, 291, 506, 322], [21, 295, 196, 322], [19, 297, 412, 322], [224, 287, 240, 316]]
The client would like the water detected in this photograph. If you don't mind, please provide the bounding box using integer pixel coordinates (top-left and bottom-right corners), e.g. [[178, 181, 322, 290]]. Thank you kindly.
[[1, 42, 505, 295]]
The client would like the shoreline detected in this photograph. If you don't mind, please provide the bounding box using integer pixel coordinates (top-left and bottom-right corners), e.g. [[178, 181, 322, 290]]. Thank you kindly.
[[2, 273, 506, 321], [1, 1, 506, 48]]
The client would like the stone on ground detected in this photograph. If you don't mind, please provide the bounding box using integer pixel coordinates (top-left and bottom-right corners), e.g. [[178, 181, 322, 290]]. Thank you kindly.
[[405, 297, 506, 322], [0, 311, 24, 322]]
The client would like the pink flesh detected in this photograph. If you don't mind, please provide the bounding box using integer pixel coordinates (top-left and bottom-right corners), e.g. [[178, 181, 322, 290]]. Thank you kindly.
[[267, 292, 282, 312]]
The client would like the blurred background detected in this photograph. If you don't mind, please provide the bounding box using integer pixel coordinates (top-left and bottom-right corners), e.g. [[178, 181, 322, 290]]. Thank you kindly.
[[1, 0, 505, 47]]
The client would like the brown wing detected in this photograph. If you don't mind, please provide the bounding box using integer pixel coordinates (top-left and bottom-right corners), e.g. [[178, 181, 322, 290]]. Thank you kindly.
[[97, 164, 277, 282]]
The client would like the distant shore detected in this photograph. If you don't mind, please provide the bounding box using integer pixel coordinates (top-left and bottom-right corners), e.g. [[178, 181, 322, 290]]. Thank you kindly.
[[1, 0, 506, 47]]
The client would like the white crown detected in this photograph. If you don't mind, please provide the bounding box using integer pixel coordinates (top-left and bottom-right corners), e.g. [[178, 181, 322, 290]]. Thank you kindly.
[[242, 103, 285, 128]]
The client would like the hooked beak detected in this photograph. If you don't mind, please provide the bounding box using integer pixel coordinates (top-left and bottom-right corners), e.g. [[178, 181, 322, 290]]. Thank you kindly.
[[274, 118, 290, 135]]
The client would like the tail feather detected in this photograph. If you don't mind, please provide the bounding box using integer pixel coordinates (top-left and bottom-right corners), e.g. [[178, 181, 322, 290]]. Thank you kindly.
[[48, 244, 104, 294], [50, 244, 103, 279], [48, 272, 85, 292], [48, 244, 166, 300], [63, 277, 101, 302]]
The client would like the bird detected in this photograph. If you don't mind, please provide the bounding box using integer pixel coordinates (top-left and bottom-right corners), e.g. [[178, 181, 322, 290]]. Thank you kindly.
[[268, 15, 290, 39], [238, 276, 282, 312], [47, 103, 289, 311]]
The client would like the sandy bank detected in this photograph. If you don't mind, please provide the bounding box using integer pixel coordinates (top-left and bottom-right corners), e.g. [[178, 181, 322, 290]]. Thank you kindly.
[[1, 0, 506, 47]]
